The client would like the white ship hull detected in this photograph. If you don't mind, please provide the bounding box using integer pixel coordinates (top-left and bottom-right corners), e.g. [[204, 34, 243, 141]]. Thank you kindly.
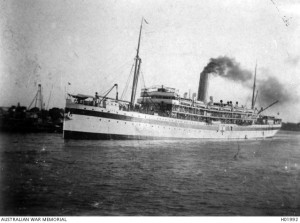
[[63, 102, 281, 140]]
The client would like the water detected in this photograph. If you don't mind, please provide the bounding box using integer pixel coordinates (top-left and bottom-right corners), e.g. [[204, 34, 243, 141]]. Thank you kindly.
[[0, 131, 300, 216]]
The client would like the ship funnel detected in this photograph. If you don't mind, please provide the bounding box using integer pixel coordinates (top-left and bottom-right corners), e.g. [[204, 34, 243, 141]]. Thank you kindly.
[[197, 72, 209, 102]]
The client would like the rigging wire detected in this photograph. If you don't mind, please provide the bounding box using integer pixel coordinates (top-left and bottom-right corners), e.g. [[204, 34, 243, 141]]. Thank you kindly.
[[101, 58, 133, 82], [28, 91, 38, 110], [121, 62, 135, 100], [103, 56, 133, 75], [98, 59, 133, 96], [100, 88, 111, 97], [141, 70, 146, 89]]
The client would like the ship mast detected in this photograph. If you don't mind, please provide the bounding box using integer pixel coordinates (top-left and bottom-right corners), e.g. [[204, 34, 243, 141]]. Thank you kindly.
[[251, 62, 257, 109], [130, 18, 144, 107]]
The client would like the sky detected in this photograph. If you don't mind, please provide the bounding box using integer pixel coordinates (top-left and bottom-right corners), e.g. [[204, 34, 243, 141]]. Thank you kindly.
[[0, 0, 300, 122]]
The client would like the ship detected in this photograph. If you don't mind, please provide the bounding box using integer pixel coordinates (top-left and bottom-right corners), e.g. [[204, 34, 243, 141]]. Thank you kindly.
[[63, 19, 282, 140], [1, 84, 63, 133]]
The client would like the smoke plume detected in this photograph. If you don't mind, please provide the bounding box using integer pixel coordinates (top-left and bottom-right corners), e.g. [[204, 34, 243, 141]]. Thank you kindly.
[[256, 74, 297, 107], [201, 56, 252, 82], [201, 56, 297, 107]]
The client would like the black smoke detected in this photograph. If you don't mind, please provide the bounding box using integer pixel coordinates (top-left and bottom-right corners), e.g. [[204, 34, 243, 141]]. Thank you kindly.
[[201, 56, 252, 83], [201, 56, 297, 107], [256, 74, 294, 107]]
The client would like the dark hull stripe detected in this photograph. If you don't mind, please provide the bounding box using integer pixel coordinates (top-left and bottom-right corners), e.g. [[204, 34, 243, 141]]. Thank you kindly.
[[64, 130, 182, 140], [65, 107, 281, 132]]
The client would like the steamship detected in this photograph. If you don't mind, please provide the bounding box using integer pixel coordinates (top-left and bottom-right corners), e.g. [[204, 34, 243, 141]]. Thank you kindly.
[[63, 20, 282, 140]]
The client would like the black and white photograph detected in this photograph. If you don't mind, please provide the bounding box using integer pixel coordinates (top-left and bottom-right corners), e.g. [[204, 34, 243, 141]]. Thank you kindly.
[[0, 0, 300, 218]]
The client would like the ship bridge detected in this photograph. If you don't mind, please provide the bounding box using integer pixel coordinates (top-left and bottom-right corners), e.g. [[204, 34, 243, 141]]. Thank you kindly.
[[137, 85, 180, 105]]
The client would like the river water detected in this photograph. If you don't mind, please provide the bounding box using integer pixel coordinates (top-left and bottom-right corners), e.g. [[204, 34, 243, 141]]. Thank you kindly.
[[0, 130, 299, 216]]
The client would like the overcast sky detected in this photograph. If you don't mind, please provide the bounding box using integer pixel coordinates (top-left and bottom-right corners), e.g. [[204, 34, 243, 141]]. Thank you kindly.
[[1, 0, 300, 122]]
